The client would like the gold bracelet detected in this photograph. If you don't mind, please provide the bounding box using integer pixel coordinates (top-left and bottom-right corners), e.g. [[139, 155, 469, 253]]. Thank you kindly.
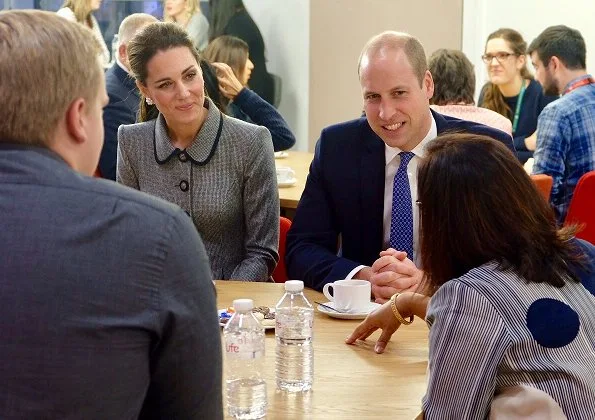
[[390, 293, 414, 325]]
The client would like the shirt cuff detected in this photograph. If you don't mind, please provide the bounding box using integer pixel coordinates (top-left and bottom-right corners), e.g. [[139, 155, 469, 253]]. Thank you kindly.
[[345, 265, 367, 280]]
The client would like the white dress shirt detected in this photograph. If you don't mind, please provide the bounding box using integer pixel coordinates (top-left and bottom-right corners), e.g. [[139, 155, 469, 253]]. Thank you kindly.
[[347, 112, 437, 279]]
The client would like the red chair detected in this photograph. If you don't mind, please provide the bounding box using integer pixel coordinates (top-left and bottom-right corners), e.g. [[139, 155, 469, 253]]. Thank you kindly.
[[565, 171, 595, 244], [272, 217, 292, 283], [530, 174, 553, 201]]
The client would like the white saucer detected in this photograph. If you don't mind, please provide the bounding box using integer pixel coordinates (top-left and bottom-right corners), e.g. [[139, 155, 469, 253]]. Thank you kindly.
[[316, 301, 381, 320], [277, 178, 297, 188], [274, 151, 288, 159], [218, 308, 275, 329]]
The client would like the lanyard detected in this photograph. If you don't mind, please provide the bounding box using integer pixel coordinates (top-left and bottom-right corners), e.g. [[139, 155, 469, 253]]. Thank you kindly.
[[563, 76, 595, 95], [511, 80, 526, 135]]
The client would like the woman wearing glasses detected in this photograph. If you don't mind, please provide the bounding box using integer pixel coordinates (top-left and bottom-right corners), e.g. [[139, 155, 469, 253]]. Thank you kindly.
[[478, 28, 557, 163]]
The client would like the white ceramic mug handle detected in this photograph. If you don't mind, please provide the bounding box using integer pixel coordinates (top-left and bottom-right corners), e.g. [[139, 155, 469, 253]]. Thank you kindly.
[[322, 283, 334, 302]]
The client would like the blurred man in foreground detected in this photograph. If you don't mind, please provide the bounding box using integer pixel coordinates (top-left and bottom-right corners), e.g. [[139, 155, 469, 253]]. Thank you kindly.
[[0, 10, 222, 419]]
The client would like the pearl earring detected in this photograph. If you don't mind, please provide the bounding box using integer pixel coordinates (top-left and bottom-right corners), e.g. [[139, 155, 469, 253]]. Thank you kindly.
[[145, 97, 154, 105]]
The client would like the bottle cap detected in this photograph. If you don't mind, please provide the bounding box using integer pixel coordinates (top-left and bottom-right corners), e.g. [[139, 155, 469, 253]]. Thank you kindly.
[[232, 298, 254, 312], [284, 280, 304, 292]]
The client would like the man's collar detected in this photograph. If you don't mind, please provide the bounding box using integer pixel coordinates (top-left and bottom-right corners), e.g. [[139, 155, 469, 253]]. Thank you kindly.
[[384, 111, 437, 165], [115, 58, 129, 74], [562, 73, 593, 95]]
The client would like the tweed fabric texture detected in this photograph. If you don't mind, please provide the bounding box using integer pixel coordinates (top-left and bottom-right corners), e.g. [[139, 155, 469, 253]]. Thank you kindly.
[[117, 99, 279, 281]]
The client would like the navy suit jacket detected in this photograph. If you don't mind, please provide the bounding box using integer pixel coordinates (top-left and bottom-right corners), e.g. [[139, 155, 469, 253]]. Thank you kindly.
[[286, 110, 515, 291], [101, 63, 140, 180]]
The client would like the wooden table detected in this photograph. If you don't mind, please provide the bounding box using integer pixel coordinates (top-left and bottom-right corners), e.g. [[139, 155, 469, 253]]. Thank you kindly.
[[216, 281, 429, 419], [276, 151, 313, 210]]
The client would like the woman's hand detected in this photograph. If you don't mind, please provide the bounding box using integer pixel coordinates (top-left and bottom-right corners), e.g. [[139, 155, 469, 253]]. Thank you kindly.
[[345, 299, 402, 354], [346, 292, 429, 353], [211, 62, 244, 100], [525, 131, 537, 151]]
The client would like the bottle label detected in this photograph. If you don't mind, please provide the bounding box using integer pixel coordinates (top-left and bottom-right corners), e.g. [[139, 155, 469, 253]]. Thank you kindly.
[[275, 313, 313, 339], [225, 335, 265, 360]]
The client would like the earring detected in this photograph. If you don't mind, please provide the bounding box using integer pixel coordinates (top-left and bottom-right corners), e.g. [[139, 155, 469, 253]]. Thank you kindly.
[[145, 97, 154, 105]]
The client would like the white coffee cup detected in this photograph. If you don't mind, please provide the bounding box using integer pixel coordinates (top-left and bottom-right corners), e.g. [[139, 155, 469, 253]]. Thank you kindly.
[[276, 166, 295, 183], [322, 279, 371, 312]]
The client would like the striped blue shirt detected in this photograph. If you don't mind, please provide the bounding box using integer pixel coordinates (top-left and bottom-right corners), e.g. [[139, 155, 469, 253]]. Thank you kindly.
[[423, 241, 595, 419], [533, 74, 595, 222]]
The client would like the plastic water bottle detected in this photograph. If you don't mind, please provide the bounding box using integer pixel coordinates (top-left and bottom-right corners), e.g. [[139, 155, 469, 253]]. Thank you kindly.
[[275, 280, 314, 392], [223, 299, 267, 419]]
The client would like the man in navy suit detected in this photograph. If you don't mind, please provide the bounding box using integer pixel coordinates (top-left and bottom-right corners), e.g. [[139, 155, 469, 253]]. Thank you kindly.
[[100, 13, 157, 180], [286, 31, 514, 301]]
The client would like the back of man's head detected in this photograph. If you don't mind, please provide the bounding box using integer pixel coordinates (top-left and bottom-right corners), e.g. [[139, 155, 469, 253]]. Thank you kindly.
[[118, 13, 158, 46], [0, 10, 101, 147], [428, 49, 475, 106], [528, 25, 586, 71], [358, 31, 428, 86]]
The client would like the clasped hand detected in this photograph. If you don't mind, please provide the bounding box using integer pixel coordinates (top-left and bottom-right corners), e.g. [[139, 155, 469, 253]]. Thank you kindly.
[[370, 248, 424, 303]]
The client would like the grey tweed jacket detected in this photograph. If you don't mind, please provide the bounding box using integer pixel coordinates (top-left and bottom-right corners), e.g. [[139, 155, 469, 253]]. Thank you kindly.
[[117, 99, 279, 281]]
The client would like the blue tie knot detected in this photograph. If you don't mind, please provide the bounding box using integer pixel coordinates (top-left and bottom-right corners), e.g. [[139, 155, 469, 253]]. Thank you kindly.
[[399, 151, 415, 167]]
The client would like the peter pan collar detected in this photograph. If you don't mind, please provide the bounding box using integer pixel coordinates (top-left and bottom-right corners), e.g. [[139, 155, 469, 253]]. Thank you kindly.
[[153, 97, 223, 166]]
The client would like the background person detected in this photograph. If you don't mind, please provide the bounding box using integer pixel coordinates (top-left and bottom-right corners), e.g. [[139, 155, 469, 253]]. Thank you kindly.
[[100, 13, 157, 181], [529, 25, 595, 223], [117, 22, 279, 281], [347, 134, 595, 419], [164, 0, 209, 51], [429, 48, 512, 135], [478, 28, 557, 163], [203, 35, 296, 151], [0, 10, 222, 418], [57, 0, 110, 67], [208, 0, 275, 105]]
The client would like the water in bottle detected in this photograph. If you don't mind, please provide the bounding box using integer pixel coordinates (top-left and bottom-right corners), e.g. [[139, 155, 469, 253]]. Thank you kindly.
[[224, 299, 267, 419], [275, 280, 314, 392]]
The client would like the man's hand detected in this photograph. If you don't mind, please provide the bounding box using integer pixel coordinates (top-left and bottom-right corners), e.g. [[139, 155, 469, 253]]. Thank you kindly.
[[369, 248, 424, 303]]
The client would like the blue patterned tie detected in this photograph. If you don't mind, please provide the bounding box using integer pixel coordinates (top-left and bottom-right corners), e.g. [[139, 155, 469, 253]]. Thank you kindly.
[[389, 152, 415, 259]]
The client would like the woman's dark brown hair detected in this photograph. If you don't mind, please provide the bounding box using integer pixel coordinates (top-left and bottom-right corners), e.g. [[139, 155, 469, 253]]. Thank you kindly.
[[481, 28, 533, 119], [418, 133, 585, 293], [127, 22, 201, 122], [208, 0, 245, 41]]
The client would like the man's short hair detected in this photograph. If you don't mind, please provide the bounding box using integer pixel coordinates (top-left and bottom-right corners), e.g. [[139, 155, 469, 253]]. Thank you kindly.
[[528, 25, 586, 70], [118, 13, 158, 46], [358, 31, 428, 85], [428, 49, 475, 106], [0, 10, 102, 146]]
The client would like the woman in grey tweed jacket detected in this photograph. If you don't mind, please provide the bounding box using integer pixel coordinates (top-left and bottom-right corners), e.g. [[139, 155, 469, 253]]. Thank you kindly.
[[116, 22, 279, 281]]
